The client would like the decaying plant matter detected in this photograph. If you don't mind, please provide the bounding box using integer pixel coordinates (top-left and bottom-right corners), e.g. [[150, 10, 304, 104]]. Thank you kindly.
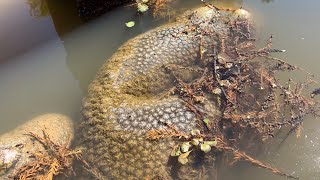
[[149, 0, 175, 18], [13, 130, 83, 180], [146, 2, 320, 179]]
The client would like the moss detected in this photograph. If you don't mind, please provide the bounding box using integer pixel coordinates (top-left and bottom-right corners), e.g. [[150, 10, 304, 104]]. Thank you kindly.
[[77, 6, 245, 179]]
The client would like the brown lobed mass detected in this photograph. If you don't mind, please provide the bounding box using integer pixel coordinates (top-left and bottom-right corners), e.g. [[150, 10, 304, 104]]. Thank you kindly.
[[78, 6, 251, 179]]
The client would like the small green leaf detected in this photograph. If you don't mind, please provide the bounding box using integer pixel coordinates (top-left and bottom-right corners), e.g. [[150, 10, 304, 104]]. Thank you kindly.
[[191, 139, 200, 146], [200, 143, 211, 153], [178, 151, 192, 165], [137, 3, 149, 12], [192, 138, 203, 145], [180, 142, 191, 153], [171, 145, 181, 157], [203, 118, 209, 126], [204, 140, 217, 147], [125, 21, 135, 27], [191, 129, 200, 136]]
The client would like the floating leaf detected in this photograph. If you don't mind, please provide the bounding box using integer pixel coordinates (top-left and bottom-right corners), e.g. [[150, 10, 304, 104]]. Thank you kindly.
[[125, 21, 135, 28], [200, 143, 211, 153], [191, 139, 200, 146], [204, 140, 217, 147], [180, 142, 191, 153], [137, 3, 149, 12], [170, 145, 181, 157], [178, 151, 192, 165], [191, 129, 200, 136]]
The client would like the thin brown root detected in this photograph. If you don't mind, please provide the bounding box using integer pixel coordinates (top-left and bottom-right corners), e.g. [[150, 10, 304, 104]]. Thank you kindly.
[[13, 130, 83, 180], [146, 123, 189, 140], [216, 139, 299, 179]]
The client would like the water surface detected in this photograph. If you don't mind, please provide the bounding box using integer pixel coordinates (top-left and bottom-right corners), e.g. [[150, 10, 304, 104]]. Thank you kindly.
[[0, 0, 320, 179]]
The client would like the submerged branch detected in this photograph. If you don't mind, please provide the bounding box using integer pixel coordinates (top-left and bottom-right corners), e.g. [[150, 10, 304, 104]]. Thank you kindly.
[[13, 130, 84, 180], [144, 10, 319, 179]]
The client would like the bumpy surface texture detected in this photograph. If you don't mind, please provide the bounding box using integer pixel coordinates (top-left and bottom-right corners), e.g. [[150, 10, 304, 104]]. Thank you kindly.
[[0, 114, 74, 179], [79, 7, 249, 179]]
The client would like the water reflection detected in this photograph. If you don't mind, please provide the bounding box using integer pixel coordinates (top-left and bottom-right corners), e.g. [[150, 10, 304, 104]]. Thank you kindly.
[[0, 0, 57, 61], [45, 0, 82, 36], [27, 0, 49, 17], [0, 0, 83, 133], [0, 39, 83, 134]]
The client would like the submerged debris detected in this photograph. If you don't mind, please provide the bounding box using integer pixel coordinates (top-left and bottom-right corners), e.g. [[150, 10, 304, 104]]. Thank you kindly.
[[145, 2, 319, 179], [12, 130, 83, 180]]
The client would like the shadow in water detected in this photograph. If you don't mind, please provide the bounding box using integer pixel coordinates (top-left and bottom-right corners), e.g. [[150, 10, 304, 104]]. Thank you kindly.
[[27, 0, 83, 36], [45, 0, 83, 36]]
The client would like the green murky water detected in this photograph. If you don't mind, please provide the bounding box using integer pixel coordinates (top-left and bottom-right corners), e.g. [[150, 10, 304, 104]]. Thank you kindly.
[[0, 0, 320, 179]]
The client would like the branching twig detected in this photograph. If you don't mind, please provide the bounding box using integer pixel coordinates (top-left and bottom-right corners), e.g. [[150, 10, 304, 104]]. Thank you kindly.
[[13, 130, 84, 180]]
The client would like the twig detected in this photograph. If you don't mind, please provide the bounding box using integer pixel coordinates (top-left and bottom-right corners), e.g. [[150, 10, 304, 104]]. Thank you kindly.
[[13, 130, 83, 180], [216, 139, 299, 179]]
